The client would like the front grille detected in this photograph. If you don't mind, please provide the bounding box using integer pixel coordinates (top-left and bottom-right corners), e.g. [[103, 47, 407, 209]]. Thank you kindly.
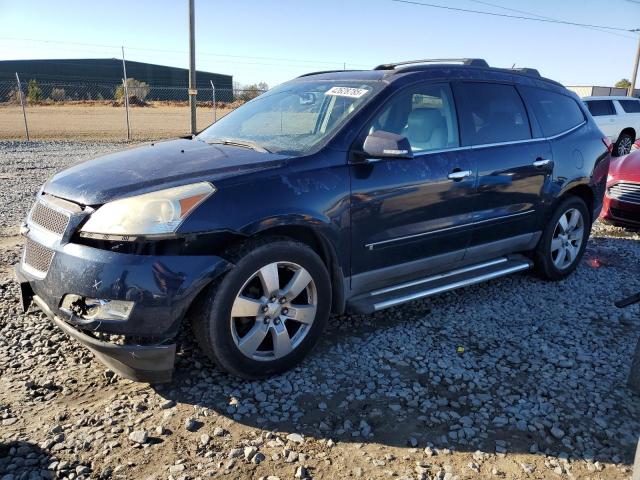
[[30, 201, 70, 235], [610, 207, 640, 223], [24, 239, 55, 275], [609, 182, 640, 205]]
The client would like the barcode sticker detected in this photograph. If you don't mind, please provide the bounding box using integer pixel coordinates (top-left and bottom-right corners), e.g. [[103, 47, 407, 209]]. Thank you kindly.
[[325, 86, 369, 98]]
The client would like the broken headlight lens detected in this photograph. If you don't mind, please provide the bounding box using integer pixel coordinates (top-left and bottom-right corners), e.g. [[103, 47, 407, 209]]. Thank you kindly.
[[80, 182, 215, 236]]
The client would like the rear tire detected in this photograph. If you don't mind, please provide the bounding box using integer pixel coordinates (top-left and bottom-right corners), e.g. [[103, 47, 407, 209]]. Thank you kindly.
[[534, 196, 591, 281], [192, 238, 331, 379], [615, 132, 634, 157]]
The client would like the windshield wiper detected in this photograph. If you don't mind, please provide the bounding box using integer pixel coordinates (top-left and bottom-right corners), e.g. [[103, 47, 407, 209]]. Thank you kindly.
[[207, 139, 270, 153]]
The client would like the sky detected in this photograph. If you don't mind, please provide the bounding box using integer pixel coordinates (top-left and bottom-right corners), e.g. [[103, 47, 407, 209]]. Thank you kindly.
[[1, 0, 640, 89]]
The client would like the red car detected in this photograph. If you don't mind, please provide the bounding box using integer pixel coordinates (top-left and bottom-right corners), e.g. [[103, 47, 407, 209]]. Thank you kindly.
[[601, 146, 640, 228]]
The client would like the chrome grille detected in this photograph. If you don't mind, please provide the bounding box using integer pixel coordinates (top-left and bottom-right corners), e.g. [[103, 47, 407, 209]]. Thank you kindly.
[[24, 239, 55, 275], [30, 201, 70, 235], [609, 182, 640, 205]]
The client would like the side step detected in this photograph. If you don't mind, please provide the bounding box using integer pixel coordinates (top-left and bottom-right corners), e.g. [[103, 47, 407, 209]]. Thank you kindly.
[[347, 255, 532, 314]]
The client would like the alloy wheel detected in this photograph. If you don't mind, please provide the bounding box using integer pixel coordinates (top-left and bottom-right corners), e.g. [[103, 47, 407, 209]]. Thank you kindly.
[[618, 136, 632, 156], [550, 208, 584, 270], [229, 261, 317, 361]]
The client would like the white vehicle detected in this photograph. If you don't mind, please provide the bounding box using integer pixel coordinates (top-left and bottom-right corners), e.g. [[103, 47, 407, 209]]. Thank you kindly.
[[583, 96, 640, 156]]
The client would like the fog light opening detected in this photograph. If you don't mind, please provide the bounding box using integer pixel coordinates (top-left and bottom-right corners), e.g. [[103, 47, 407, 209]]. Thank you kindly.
[[60, 294, 134, 321]]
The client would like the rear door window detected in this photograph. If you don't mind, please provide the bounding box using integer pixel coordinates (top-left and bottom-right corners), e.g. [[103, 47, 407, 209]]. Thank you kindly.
[[520, 87, 585, 137], [453, 82, 531, 145], [619, 99, 640, 113], [585, 100, 615, 116]]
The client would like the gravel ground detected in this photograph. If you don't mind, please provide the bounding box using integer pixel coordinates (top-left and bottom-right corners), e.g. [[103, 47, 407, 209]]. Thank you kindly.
[[1, 141, 639, 480]]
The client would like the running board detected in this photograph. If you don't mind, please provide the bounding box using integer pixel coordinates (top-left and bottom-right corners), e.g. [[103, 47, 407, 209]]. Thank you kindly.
[[347, 255, 532, 314]]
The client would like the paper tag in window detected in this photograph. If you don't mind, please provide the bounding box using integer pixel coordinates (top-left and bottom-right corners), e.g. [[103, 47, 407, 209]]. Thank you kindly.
[[325, 87, 369, 98]]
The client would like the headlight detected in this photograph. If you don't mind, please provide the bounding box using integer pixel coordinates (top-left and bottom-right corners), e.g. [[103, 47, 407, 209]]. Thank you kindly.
[[607, 174, 614, 182], [80, 182, 215, 236]]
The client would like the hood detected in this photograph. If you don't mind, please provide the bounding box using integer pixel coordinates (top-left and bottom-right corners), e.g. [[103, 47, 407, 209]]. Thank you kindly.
[[44, 138, 289, 205], [611, 151, 640, 181]]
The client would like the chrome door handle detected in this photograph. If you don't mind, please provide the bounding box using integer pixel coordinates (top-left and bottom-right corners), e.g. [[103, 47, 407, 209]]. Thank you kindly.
[[448, 170, 473, 180], [533, 158, 553, 168]]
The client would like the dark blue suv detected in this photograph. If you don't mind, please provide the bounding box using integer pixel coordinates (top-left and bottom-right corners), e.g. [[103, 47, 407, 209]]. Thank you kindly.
[[16, 59, 611, 382]]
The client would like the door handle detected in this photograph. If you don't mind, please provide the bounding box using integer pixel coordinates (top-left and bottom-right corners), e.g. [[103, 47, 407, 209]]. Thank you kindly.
[[533, 158, 553, 168], [448, 170, 473, 181]]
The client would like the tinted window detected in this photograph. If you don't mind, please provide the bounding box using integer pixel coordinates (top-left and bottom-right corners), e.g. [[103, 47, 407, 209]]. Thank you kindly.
[[368, 83, 459, 153], [454, 83, 531, 145], [619, 99, 640, 113], [585, 100, 615, 116], [521, 87, 585, 136]]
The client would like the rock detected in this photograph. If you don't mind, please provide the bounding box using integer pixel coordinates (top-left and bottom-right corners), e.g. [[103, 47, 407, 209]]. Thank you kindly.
[[550, 426, 565, 439], [184, 418, 198, 432], [213, 427, 226, 437], [160, 399, 176, 409], [228, 448, 244, 458], [128, 430, 148, 444], [244, 446, 258, 461], [286, 433, 304, 443], [169, 464, 185, 474], [200, 433, 211, 446], [252, 452, 266, 464], [295, 466, 310, 479]]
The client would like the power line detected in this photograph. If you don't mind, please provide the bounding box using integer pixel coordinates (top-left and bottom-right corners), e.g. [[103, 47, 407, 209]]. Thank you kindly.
[[0, 36, 371, 68], [390, 0, 637, 32], [466, 0, 636, 39]]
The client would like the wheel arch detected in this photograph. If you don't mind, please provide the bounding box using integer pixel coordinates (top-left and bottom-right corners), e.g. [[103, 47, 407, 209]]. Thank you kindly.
[[620, 127, 636, 141], [554, 182, 595, 223], [245, 223, 347, 315]]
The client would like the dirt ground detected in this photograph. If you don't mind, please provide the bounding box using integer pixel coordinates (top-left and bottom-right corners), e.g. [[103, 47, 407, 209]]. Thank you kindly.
[[0, 104, 233, 141]]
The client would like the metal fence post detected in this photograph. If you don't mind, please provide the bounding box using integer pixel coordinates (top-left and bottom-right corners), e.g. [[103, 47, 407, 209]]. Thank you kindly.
[[15, 73, 29, 141], [210, 80, 216, 123], [122, 78, 131, 141]]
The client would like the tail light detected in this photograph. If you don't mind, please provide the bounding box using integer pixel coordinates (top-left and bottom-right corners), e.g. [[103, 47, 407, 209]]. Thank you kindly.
[[602, 137, 613, 153]]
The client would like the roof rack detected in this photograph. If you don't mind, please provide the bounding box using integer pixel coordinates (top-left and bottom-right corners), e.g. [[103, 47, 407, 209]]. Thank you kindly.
[[374, 58, 489, 70], [509, 67, 541, 78], [297, 69, 360, 78]]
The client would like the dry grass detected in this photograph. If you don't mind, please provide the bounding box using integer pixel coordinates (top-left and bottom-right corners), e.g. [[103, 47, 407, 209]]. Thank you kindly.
[[0, 104, 233, 141]]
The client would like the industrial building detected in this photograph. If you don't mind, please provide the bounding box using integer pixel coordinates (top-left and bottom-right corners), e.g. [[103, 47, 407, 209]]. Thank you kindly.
[[0, 58, 233, 101]]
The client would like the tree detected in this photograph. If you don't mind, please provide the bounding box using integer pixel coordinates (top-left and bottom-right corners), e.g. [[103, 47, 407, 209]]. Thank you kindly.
[[616, 78, 631, 88], [257, 81, 269, 92], [26, 79, 43, 103], [237, 84, 263, 102]]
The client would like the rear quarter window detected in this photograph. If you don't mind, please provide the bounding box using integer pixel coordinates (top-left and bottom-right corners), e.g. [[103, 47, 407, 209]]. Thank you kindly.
[[521, 87, 585, 137], [584, 100, 615, 116], [619, 99, 640, 113]]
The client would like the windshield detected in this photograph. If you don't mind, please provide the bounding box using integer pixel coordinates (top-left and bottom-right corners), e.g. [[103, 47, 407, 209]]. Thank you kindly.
[[197, 80, 382, 155]]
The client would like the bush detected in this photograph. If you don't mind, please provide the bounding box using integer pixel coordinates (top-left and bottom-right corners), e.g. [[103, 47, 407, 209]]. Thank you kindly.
[[26, 79, 43, 103], [115, 78, 150, 104], [50, 88, 66, 101], [5, 88, 21, 104]]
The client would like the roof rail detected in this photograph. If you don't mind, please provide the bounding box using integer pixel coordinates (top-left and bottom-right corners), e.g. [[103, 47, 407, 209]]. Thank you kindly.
[[297, 69, 360, 78], [374, 58, 489, 70], [509, 67, 541, 78]]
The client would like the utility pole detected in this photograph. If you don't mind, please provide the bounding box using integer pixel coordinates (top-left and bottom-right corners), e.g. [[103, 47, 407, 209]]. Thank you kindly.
[[629, 30, 640, 97], [188, 0, 197, 134]]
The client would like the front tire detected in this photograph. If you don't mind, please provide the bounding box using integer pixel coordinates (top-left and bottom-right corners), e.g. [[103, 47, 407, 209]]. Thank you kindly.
[[534, 196, 591, 281], [192, 239, 331, 379]]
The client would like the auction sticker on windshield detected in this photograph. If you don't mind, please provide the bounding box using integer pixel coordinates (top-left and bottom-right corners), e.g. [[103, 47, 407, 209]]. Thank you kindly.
[[325, 86, 369, 98]]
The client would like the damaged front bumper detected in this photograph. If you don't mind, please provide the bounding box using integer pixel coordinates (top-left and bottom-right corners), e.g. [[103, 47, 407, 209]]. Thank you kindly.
[[16, 234, 231, 383]]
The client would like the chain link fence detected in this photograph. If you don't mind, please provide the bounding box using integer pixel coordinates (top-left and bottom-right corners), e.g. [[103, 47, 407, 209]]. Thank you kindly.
[[0, 79, 266, 141]]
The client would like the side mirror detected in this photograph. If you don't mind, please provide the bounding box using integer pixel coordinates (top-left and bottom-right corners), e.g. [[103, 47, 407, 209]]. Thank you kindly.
[[362, 130, 413, 160]]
